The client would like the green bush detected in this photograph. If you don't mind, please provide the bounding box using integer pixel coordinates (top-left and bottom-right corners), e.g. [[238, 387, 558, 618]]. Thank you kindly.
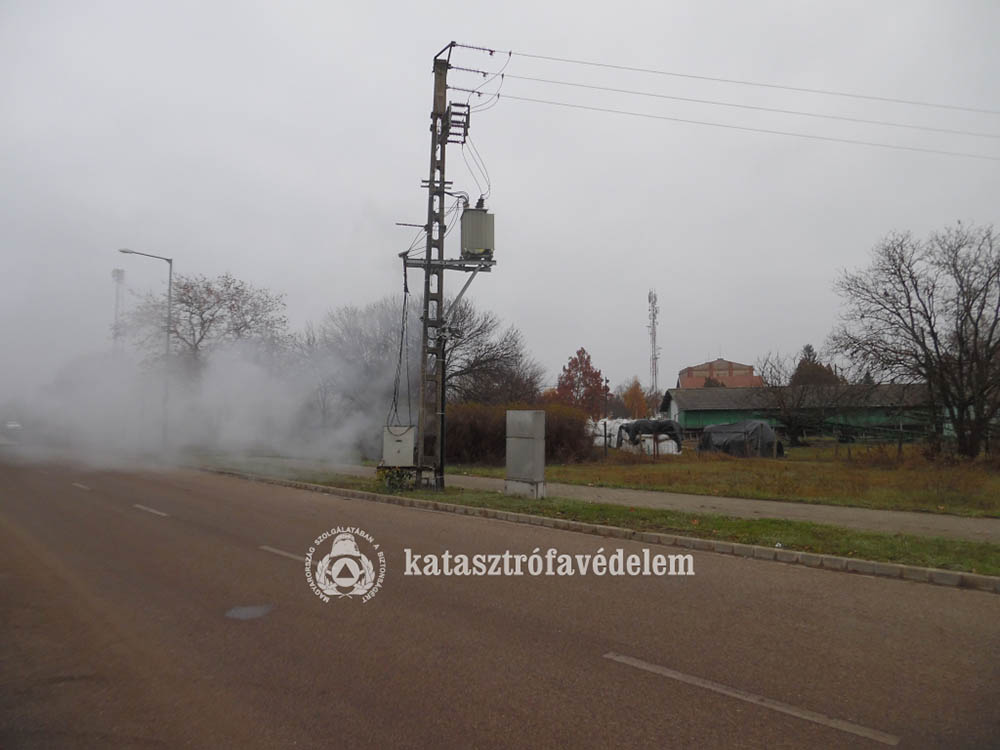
[[445, 402, 593, 466]]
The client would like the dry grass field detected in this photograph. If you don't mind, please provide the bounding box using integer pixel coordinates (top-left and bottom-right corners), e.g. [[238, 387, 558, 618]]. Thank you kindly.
[[454, 439, 1000, 517]]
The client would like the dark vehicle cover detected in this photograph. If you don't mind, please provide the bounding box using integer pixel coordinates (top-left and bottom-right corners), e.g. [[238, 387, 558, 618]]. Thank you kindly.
[[616, 419, 684, 451], [697, 420, 783, 457]]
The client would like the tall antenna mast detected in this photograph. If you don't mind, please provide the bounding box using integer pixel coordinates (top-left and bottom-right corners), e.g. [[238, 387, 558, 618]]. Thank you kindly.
[[648, 289, 659, 393]]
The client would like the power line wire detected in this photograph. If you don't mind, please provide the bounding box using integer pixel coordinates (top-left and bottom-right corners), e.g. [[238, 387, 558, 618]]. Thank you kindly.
[[452, 43, 1000, 116], [472, 74, 506, 112], [449, 86, 1000, 162], [466, 136, 492, 199], [504, 73, 1000, 139], [460, 142, 486, 199]]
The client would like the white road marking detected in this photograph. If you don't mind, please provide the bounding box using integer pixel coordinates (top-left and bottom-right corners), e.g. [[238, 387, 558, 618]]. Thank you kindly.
[[259, 545, 307, 563], [71, 482, 90, 491], [603, 652, 900, 746], [133, 504, 169, 517]]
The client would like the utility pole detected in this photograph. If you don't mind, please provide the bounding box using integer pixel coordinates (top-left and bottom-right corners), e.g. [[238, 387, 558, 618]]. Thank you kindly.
[[404, 43, 493, 489], [603, 376, 610, 459]]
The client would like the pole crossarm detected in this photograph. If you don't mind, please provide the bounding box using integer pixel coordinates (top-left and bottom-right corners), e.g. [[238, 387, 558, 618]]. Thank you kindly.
[[403, 258, 496, 273]]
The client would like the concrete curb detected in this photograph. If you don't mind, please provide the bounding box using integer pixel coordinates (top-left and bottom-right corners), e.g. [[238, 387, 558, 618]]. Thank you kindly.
[[203, 468, 1000, 595]]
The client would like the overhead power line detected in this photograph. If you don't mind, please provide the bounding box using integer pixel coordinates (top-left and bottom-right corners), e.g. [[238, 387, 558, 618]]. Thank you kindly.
[[448, 86, 1000, 162], [503, 74, 1000, 140], [451, 43, 1000, 116]]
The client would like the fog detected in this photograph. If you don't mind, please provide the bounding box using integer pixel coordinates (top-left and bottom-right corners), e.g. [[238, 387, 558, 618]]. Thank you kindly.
[[5, 346, 381, 468], [2, 1, 998, 465]]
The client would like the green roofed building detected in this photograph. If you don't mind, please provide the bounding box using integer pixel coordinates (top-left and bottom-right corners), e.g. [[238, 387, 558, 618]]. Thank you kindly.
[[663, 383, 933, 437]]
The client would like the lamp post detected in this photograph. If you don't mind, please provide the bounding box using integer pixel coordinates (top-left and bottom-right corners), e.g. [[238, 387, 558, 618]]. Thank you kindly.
[[119, 249, 173, 451], [603, 376, 610, 459]]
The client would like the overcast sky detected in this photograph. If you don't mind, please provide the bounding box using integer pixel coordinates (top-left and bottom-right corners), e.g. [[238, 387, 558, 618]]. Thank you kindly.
[[3, 0, 998, 398]]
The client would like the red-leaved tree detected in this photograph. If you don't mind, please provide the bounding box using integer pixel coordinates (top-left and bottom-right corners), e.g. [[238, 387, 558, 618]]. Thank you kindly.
[[555, 347, 605, 418]]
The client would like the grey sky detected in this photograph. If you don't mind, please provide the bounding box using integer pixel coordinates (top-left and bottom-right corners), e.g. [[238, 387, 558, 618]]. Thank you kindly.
[[2, 0, 998, 397]]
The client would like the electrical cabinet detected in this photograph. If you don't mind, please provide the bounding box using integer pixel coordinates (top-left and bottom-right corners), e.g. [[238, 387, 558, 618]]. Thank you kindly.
[[382, 426, 415, 467]]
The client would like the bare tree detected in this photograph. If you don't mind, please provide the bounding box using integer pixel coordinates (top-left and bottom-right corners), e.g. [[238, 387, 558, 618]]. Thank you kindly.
[[830, 224, 1000, 457], [313, 294, 538, 422], [448, 349, 545, 404], [315, 296, 420, 428], [320, 297, 414, 384], [442, 299, 541, 404], [758, 352, 847, 446], [292, 322, 343, 429], [129, 273, 288, 373]]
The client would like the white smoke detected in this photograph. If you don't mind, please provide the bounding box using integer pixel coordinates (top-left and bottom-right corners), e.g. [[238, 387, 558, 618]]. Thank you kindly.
[[3, 341, 393, 468]]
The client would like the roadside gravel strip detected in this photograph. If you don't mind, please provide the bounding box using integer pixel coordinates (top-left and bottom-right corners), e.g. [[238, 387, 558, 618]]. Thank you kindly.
[[203, 468, 1000, 594]]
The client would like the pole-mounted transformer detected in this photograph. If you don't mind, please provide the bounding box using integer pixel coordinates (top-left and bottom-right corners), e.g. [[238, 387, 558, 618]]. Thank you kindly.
[[460, 199, 494, 260]]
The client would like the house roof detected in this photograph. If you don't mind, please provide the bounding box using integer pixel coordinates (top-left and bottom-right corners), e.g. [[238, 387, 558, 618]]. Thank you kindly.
[[668, 383, 930, 412], [679, 358, 755, 373], [670, 387, 772, 411], [677, 374, 764, 388]]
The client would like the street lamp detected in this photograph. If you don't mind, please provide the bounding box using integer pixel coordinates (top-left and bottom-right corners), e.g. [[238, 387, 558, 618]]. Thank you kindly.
[[604, 376, 610, 459], [119, 248, 173, 451]]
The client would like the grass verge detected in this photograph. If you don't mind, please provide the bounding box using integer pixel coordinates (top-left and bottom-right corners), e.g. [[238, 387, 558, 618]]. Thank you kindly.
[[242, 466, 1000, 577]]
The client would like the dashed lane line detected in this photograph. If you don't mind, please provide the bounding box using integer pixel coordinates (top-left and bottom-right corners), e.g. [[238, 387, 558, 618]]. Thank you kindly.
[[603, 652, 900, 746], [259, 545, 307, 563]]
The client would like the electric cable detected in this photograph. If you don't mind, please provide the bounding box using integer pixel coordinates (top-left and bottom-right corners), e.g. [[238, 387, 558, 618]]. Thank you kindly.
[[456, 54, 508, 200], [387, 257, 412, 428], [452, 43, 1000, 115], [502, 73, 1000, 139], [461, 51, 511, 109], [449, 86, 1000, 162], [461, 144, 485, 197], [466, 136, 492, 199]]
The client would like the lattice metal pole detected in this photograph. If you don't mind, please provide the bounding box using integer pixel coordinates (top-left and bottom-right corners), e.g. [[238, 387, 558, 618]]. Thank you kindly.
[[416, 54, 450, 489]]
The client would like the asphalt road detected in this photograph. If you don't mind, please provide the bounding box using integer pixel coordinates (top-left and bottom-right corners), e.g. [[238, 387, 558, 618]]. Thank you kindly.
[[1, 457, 998, 749]]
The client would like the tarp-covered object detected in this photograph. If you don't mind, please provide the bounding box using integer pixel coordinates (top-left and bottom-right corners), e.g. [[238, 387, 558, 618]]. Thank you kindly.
[[589, 418, 632, 447], [616, 419, 684, 451], [698, 420, 783, 457]]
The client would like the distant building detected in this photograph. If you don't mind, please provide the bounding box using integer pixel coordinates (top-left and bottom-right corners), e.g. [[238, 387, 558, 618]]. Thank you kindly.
[[676, 358, 764, 388], [664, 383, 931, 434]]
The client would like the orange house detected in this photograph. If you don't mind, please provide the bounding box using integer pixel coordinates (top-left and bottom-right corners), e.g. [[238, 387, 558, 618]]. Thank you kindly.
[[676, 358, 764, 389]]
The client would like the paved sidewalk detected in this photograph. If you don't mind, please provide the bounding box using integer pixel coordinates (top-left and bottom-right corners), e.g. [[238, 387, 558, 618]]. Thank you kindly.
[[295, 462, 1000, 544]]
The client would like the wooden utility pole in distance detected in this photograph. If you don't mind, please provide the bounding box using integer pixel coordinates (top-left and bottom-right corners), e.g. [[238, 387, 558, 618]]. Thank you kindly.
[[405, 43, 493, 489]]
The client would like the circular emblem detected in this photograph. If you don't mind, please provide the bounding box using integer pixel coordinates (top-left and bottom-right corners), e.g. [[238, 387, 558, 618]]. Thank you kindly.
[[305, 527, 385, 603]]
